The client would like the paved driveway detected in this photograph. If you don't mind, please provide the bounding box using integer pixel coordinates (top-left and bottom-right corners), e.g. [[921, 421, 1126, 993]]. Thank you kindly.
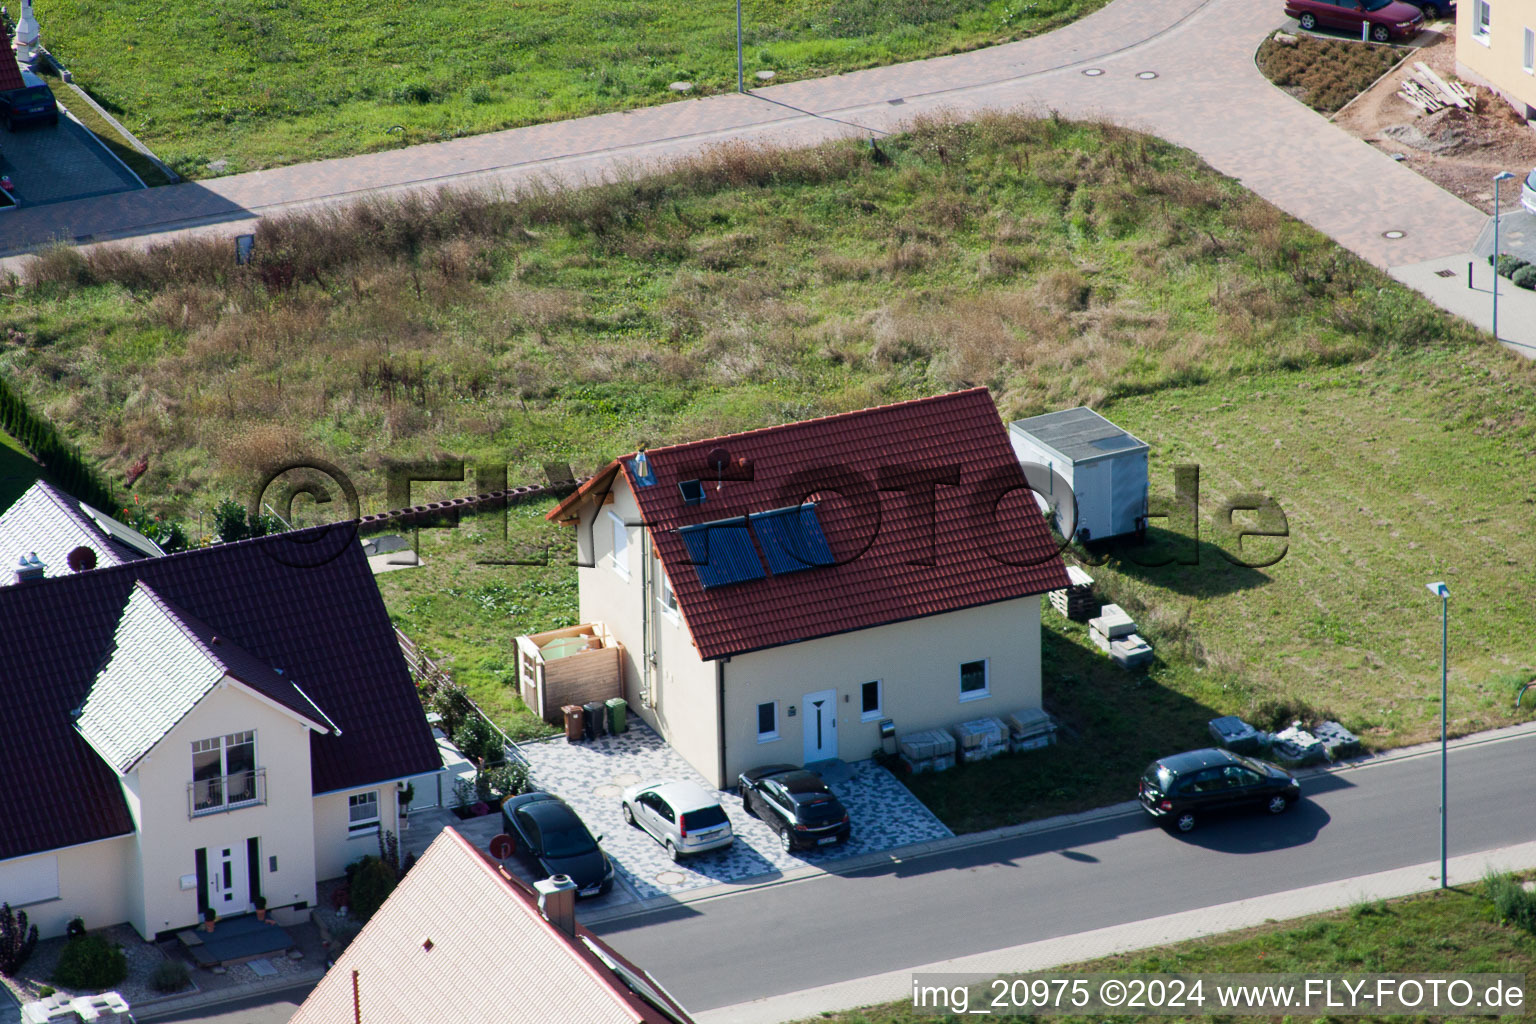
[[519, 722, 951, 902], [0, 114, 142, 207]]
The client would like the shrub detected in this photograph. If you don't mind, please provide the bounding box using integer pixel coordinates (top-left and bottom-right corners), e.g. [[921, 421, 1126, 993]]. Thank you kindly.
[[149, 959, 191, 993], [1484, 870, 1536, 934], [481, 762, 530, 802], [52, 935, 127, 990], [348, 856, 398, 923], [428, 677, 474, 737], [1511, 265, 1536, 291], [452, 777, 474, 810], [66, 917, 86, 941], [1494, 253, 1530, 278], [0, 902, 39, 976], [36, 986, 54, 998], [453, 714, 502, 766]]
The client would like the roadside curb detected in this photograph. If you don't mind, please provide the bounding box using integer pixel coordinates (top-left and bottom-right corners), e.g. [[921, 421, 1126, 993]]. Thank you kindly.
[[131, 970, 325, 1021], [582, 719, 1536, 927]]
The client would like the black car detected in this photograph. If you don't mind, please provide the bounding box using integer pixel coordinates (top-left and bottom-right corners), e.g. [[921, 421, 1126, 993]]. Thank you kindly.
[[1, 73, 60, 130], [1139, 748, 1300, 833], [502, 792, 614, 896], [737, 764, 851, 852]]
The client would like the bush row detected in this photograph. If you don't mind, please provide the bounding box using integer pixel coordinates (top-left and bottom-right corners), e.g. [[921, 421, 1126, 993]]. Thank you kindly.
[[0, 374, 115, 511], [1494, 253, 1536, 290]]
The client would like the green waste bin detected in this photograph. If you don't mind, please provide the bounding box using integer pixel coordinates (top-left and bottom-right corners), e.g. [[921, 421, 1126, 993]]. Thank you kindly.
[[606, 697, 628, 735]]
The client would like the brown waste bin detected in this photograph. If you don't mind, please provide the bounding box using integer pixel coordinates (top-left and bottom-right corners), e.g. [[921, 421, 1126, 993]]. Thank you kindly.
[[562, 705, 585, 743]]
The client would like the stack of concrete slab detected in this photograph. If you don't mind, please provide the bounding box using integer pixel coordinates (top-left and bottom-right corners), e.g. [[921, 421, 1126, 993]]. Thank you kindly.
[[1005, 707, 1058, 752], [899, 728, 956, 774], [950, 717, 1008, 763], [1314, 721, 1361, 760], [1048, 566, 1098, 621], [1270, 723, 1328, 767], [1088, 604, 1154, 668], [1207, 715, 1263, 755]]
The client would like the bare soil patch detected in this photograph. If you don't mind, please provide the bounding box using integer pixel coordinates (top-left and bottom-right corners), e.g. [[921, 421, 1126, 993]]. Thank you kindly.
[[1333, 29, 1536, 213]]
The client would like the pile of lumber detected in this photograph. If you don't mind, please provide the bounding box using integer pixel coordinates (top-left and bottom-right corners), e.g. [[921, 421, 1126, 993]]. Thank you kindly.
[[1048, 565, 1098, 621], [1398, 61, 1475, 114]]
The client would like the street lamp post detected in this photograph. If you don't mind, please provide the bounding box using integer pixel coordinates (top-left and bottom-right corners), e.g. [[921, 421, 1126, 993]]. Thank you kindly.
[[1425, 581, 1449, 888], [736, 0, 745, 93], [1493, 171, 1515, 342]]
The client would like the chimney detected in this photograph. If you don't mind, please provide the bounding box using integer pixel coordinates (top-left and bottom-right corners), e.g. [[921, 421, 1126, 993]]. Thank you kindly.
[[534, 874, 578, 937], [14, 552, 45, 584]]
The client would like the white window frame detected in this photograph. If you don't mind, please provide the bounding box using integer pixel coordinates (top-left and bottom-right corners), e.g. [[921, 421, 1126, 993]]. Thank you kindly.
[[348, 791, 381, 835], [859, 680, 884, 722], [609, 511, 631, 580], [1523, 26, 1534, 71], [1473, 0, 1492, 42], [657, 566, 679, 622], [959, 659, 991, 702], [756, 701, 780, 743], [190, 730, 258, 816]]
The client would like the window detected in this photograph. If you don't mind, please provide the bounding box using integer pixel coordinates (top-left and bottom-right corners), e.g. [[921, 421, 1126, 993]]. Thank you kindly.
[[959, 659, 990, 701], [1524, 26, 1534, 71], [191, 731, 258, 814], [1474, 0, 1491, 39], [658, 568, 678, 616], [348, 791, 380, 835], [609, 511, 630, 580], [860, 680, 883, 722], [756, 701, 779, 742]]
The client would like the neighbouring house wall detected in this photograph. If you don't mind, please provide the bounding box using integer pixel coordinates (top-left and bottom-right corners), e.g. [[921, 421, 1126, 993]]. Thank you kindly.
[[1457, 0, 1536, 118], [0, 836, 136, 940], [575, 478, 645, 706], [131, 682, 318, 938], [723, 596, 1045, 784], [313, 784, 399, 881]]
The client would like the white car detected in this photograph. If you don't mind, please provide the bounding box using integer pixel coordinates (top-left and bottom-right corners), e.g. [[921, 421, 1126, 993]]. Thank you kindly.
[[620, 779, 734, 861], [1523, 168, 1536, 216]]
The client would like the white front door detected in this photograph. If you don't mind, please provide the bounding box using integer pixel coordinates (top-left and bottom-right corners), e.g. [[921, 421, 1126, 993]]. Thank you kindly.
[[802, 688, 837, 762], [209, 845, 247, 915]]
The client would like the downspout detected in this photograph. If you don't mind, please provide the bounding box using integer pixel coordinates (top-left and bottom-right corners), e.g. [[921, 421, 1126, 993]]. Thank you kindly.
[[716, 659, 727, 788], [640, 524, 653, 708]]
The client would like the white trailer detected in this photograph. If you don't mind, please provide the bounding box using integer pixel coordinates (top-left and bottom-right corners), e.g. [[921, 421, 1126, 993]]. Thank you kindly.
[[1008, 407, 1149, 543]]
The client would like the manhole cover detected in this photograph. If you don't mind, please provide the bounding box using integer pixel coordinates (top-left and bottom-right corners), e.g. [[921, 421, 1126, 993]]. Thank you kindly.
[[1082, 68, 1105, 76], [1137, 71, 1159, 79], [654, 871, 687, 886], [594, 784, 621, 798], [613, 773, 642, 787], [1382, 230, 1407, 239]]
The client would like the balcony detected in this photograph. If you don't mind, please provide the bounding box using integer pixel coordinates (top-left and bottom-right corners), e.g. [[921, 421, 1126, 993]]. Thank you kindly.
[[188, 768, 267, 818]]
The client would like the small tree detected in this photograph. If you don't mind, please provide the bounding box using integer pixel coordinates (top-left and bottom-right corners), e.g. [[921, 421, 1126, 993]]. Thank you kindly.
[[0, 902, 39, 976], [454, 715, 502, 767], [452, 777, 474, 812], [430, 678, 474, 737], [377, 828, 401, 874], [348, 857, 398, 923]]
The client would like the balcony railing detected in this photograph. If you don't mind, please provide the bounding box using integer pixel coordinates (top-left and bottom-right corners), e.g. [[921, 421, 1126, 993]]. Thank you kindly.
[[188, 768, 267, 818]]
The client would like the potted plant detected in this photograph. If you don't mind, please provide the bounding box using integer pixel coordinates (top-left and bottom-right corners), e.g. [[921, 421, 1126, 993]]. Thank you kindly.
[[202, 907, 217, 933], [253, 895, 268, 922]]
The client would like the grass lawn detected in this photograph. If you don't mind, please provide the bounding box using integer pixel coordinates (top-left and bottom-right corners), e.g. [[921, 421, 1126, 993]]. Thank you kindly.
[[34, 67, 177, 188], [43, 0, 1106, 178], [3, 115, 1532, 820], [807, 874, 1536, 1023]]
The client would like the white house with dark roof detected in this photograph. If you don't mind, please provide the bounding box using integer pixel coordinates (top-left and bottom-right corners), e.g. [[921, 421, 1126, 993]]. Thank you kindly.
[[546, 389, 1070, 788]]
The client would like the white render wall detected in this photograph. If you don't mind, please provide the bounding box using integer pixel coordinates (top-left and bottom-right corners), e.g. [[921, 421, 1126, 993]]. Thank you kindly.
[[0, 836, 136, 940], [129, 681, 318, 938], [313, 784, 399, 882]]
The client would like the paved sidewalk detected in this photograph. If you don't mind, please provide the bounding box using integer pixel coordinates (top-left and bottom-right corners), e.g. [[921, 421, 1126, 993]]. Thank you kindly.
[[696, 839, 1536, 1023]]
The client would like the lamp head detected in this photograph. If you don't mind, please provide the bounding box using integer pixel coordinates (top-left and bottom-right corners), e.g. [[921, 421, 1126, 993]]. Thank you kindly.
[[1425, 581, 1449, 598], [1494, 171, 1516, 183]]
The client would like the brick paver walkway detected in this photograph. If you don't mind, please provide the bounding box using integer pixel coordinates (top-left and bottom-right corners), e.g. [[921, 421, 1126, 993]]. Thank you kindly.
[[0, 0, 1493, 300]]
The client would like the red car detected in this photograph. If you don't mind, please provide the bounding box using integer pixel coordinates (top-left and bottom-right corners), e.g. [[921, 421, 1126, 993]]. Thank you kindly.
[[1285, 0, 1424, 41]]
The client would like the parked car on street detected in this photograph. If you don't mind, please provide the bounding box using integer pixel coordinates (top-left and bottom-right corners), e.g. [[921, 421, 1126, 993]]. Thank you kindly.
[[502, 791, 614, 896], [1523, 168, 1536, 216], [0, 70, 60, 130], [620, 779, 734, 861], [1284, 0, 1425, 41], [737, 764, 851, 852], [1139, 748, 1300, 833]]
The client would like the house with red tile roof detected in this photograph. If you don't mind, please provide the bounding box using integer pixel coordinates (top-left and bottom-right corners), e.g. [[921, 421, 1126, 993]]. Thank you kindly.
[[0, 28, 24, 92], [547, 388, 1069, 787], [0, 509, 441, 941], [290, 827, 696, 1024]]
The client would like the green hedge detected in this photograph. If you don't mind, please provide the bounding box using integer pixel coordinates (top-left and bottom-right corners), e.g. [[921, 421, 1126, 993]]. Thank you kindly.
[[0, 374, 114, 510]]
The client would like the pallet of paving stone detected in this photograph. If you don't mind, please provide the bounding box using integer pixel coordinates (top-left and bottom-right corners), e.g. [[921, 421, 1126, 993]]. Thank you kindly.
[[899, 727, 957, 763], [1269, 723, 1328, 767], [1005, 708, 1059, 753], [1089, 627, 1113, 653], [1089, 604, 1137, 641], [1208, 715, 1263, 755], [900, 751, 956, 774], [950, 717, 1008, 763], [1314, 720, 1361, 760]]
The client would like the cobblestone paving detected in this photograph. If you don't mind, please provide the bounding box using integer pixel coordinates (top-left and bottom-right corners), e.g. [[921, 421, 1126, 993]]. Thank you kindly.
[[519, 721, 952, 901], [0, 115, 142, 207]]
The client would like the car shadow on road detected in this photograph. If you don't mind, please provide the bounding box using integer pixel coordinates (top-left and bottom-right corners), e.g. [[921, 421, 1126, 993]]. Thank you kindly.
[[1167, 799, 1332, 852]]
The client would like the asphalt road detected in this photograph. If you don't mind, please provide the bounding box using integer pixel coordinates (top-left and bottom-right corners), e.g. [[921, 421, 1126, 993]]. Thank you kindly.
[[592, 730, 1536, 1011]]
